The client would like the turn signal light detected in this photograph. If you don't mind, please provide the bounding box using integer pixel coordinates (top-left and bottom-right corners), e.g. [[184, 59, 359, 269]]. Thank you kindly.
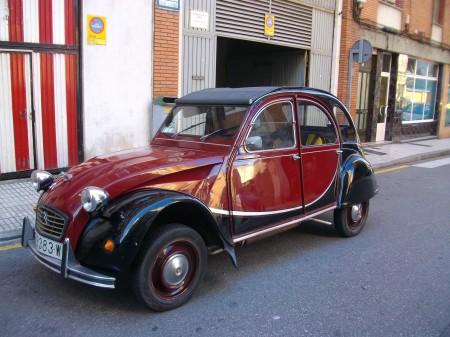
[[32, 205, 37, 213], [103, 239, 115, 253]]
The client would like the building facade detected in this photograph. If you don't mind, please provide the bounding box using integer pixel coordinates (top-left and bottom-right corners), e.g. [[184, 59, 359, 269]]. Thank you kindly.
[[338, 0, 450, 142], [0, 0, 153, 178], [4, 0, 449, 178], [151, 0, 343, 134]]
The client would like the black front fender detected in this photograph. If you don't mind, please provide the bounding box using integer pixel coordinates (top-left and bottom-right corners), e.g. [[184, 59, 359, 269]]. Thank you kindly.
[[338, 155, 379, 207], [77, 189, 236, 273]]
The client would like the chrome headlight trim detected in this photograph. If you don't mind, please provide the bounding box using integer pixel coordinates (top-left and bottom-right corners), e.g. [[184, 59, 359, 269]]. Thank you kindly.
[[81, 187, 109, 213], [30, 170, 54, 192]]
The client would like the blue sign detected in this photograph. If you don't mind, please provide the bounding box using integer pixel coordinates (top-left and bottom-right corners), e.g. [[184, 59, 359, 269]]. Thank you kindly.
[[156, 0, 179, 11], [89, 17, 104, 34], [351, 39, 372, 64]]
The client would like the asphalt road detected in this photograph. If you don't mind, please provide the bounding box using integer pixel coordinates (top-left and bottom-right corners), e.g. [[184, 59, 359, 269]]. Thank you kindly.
[[1, 159, 450, 337]]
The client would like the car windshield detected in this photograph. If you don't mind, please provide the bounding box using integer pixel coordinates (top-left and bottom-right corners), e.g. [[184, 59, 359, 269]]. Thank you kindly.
[[160, 105, 247, 140]]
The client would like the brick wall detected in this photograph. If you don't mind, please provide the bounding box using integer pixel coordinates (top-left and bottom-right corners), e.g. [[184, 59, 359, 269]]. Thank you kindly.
[[153, 7, 179, 98], [360, 0, 378, 23], [407, 0, 433, 38], [443, 1, 450, 45]]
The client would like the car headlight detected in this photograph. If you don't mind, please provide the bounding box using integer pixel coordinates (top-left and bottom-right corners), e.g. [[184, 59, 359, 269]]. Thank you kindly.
[[30, 170, 54, 192], [81, 187, 109, 213]]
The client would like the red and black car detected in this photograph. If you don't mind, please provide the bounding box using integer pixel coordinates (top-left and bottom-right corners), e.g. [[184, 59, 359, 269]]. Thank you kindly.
[[22, 87, 378, 311]]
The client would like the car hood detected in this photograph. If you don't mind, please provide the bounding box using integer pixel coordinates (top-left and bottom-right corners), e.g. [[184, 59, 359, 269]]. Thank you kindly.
[[39, 145, 225, 216]]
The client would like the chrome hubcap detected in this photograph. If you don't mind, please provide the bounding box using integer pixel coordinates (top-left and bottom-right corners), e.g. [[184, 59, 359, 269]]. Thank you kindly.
[[351, 204, 363, 222], [162, 253, 189, 287]]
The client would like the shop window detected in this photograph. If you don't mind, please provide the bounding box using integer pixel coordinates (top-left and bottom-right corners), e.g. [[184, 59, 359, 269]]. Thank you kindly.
[[416, 61, 428, 77], [382, 54, 391, 73], [446, 76, 450, 127], [429, 64, 439, 77], [401, 57, 439, 123], [406, 78, 414, 89], [407, 59, 415, 75]]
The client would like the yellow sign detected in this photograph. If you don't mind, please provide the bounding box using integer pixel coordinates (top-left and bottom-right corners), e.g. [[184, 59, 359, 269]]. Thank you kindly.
[[87, 15, 106, 45], [264, 14, 275, 37]]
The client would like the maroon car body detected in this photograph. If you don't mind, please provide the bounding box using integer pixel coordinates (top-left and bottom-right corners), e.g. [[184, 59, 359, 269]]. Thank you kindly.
[[22, 87, 378, 311]]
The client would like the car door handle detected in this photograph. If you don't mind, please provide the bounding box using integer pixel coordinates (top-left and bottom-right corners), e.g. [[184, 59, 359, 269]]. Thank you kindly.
[[336, 149, 343, 154], [292, 154, 300, 161]]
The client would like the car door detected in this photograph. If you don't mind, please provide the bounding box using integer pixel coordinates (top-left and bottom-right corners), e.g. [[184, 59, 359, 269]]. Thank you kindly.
[[296, 98, 340, 213], [230, 98, 303, 239]]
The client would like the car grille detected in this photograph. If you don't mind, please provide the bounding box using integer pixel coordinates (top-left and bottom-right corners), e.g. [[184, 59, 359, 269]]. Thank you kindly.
[[36, 205, 67, 241]]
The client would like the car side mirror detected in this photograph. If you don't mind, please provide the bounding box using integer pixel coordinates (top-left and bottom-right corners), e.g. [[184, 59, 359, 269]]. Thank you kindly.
[[245, 136, 263, 151]]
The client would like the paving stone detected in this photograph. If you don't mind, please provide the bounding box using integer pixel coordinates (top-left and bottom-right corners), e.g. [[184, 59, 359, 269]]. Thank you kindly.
[[0, 180, 38, 239]]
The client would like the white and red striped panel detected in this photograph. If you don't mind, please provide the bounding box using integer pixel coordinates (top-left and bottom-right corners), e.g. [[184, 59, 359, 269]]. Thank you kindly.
[[0, 0, 76, 45], [0, 52, 33, 172], [0, 51, 78, 173]]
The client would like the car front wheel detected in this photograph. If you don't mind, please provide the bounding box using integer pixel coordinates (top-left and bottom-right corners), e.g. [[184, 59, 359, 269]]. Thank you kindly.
[[133, 223, 207, 311], [334, 201, 369, 237]]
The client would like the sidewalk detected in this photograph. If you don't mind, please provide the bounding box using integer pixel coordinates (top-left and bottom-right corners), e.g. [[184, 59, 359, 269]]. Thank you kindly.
[[364, 137, 450, 169], [0, 179, 36, 244], [1, 137, 450, 244]]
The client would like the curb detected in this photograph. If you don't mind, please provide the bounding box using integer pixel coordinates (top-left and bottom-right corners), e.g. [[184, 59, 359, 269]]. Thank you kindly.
[[0, 230, 21, 247], [0, 236, 21, 248], [371, 149, 450, 170]]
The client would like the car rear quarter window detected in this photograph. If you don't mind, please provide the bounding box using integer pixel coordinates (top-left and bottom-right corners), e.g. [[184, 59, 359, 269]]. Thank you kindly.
[[333, 106, 357, 142], [297, 103, 337, 146]]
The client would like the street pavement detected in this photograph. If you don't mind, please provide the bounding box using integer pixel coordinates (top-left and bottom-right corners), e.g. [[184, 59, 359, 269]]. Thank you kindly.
[[1, 158, 450, 337]]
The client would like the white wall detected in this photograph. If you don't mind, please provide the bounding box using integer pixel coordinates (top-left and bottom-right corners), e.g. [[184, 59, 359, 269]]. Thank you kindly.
[[377, 3, 401, 32], [82, 0, 152, 160]]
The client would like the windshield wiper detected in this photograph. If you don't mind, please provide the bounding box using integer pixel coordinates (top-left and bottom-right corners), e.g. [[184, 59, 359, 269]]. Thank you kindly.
[[172, 121, 206, 137], [200, 125, 239, 141]]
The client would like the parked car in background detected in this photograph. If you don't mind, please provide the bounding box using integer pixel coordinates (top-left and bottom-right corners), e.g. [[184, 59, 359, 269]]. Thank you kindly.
[[22, 87, 378, 311]]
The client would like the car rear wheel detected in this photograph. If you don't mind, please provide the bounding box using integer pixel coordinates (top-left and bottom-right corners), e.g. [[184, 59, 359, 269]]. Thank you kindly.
[[333, 201, 369, 237], [132, 223, 207, 311]]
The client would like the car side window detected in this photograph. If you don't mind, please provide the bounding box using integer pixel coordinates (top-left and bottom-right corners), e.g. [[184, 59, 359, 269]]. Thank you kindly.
[[297, 103, 337, 146], [245, 102, 295, 151]]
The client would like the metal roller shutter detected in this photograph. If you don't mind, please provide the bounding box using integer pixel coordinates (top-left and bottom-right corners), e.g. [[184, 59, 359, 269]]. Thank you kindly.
[[216, 0, 312, 49]]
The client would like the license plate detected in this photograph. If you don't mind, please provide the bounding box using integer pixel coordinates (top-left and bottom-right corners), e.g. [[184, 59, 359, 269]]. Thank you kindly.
[[35, 231, 63, 260]]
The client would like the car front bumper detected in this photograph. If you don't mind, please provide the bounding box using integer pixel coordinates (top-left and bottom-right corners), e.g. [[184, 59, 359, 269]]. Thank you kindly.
[[21, 216, 116, 289]]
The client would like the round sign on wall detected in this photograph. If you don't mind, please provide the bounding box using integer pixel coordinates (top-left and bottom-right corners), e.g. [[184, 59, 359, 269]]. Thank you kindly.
[[89, 17, 105, 34], [350, 39, 372, 64], [264, 14, 275, 37], [87, 15, 107, 45]]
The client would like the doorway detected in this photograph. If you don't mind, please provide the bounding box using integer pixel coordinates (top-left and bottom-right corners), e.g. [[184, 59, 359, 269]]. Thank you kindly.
[[0, 51, 79, 177], [355, 60, 372, 142], [216, 37, 306, 88], [375, 54, 391, 141], [0, 51, 35, 173]]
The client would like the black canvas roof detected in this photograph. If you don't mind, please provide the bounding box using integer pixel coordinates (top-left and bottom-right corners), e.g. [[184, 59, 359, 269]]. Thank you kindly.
[[176, 87, 279, 105], [175, 86, 343, 107]]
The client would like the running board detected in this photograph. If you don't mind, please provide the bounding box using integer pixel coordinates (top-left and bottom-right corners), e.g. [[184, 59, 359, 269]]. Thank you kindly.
[[232, 205, 336, 243], [308, 218, 333, 225]]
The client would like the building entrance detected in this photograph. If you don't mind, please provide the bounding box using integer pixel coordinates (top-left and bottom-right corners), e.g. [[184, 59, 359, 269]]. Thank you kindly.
[[216, 37, 306, 88]]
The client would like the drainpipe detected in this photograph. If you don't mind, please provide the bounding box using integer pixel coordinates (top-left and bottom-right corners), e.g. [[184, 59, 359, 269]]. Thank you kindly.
[[330, 0, 343, 95]]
